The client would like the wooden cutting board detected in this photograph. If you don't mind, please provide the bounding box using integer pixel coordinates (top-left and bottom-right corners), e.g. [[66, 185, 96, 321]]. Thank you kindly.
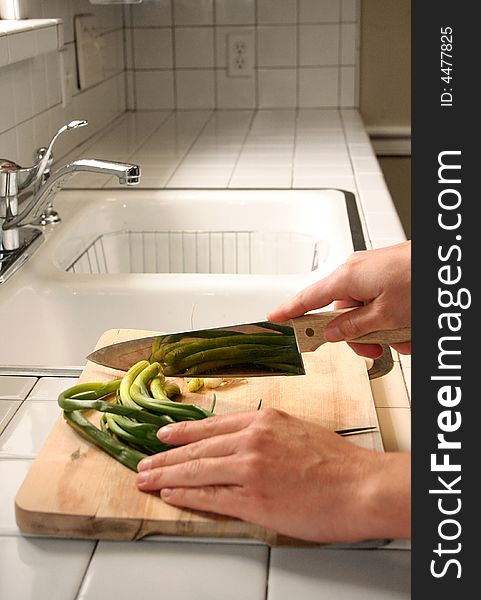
[[15, 328, 383, 545]]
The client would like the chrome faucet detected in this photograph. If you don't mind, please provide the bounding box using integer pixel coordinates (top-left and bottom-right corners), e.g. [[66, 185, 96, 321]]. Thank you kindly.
[[0, 119, 140, 250], [3, 158, 141, 231], [0, 119, 141, 283]]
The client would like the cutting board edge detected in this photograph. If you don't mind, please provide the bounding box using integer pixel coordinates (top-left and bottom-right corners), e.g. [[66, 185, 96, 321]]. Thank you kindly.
[[15, 496, 312, 546]]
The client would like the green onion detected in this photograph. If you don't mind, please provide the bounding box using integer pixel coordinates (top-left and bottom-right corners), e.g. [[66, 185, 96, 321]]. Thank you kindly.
[[58, 360, 215, 472]]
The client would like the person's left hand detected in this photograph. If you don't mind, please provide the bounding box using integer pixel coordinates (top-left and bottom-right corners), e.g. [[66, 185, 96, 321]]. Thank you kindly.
[[135, 408, 410, 543]]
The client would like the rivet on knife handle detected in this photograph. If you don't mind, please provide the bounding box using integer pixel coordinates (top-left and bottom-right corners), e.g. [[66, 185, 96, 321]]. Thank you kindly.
[[291, 310, 411, 353]]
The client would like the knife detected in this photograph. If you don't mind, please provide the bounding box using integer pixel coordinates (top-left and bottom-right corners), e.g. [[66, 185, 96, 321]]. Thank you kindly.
[[86, 310, 410, 376]]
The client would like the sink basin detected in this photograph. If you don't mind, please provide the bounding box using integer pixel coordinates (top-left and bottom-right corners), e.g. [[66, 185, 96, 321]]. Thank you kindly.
[[0, 189, 365, 369]]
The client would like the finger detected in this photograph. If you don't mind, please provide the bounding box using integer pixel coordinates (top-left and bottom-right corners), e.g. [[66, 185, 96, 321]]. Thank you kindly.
[[136, 456, 244, 491], [392, 342, 411, 355], [333, 299, 362, 310], [160, 485, 246, 520], [347, 342, 384, 359], [267, 271, 350, 321], [156, 411, 257, 445], [324, 303, 384, 342], [138, 432, 239, 472]]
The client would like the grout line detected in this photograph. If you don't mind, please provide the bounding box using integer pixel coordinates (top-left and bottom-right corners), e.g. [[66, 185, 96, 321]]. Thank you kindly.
[[170, 0, 178, 108], [131, 64, 356, 72], [127, 8, 137, 110], [291, 107, 300, 188], [74, 540, 99, 600], [212, 0, 218, 109], [123, 21, 357, 30], [254, 0, 259, 108], [295, 0, 300, 108], [227, 110, 257, 187], [337, 21, 342, 107]]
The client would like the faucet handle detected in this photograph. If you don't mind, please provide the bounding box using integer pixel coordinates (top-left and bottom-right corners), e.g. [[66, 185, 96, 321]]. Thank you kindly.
[[0, 160, 20, 199], [0, 119, 89, 195], [33, 119, 88, 185]]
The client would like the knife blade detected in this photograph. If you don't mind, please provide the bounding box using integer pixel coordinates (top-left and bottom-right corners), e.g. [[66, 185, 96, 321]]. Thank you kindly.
[[86, 309, 411, 376]]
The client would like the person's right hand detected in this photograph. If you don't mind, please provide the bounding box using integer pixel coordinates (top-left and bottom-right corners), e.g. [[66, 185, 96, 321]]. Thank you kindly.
[[267, 241, 411, 359]]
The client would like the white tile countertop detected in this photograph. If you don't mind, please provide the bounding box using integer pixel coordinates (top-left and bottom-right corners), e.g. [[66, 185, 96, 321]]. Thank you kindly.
[[0, 109, 411, 599]]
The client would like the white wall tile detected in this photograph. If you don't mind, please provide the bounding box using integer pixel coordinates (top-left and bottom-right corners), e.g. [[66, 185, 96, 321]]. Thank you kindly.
[[11, 60, 34, 124], [216, 70, 256, 108], [175, 27, 214, 68], [44, 51, 62, 108], [0, 67, 15, 133], [342, 0, 359, 22], [133, 27, 173, 69], [340, 65, 356, 107], [30, 55, 50, 115], [215, 0, 255, 25], [38, 0, 74, 43], [32, 112, 51, 152], [258, 26, 296, 67], [126, 69, 136, 110], [8, 30, 36, 63], [299, 24, 340, 66], [173, 0, 213, 25], [215, 26, 254, 68], [299, 0, 341, 23], [131, 0, 172, 27], [341, 23, 357, 64], [176, 70, 215, 108], [101, 29, 125, 77], [15, 119, 35, 166], [124, 26, 134, 69], [36, 25, 58, 55], [257, 0, 297, 24], [134, 70, 174, 109], [0, 35, 9, 67], [258, 69, 296, 108], [0, 129, 18, 163], [299, 67, 338, 108]]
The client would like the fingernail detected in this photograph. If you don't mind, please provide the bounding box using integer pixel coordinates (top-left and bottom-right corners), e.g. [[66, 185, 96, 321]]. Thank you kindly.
[[137, 458, 152, 472], [157, 425, 174, 440], [325, 326, 344, 342], [137, 472, 150, 485], [161, 488, 172, 498]]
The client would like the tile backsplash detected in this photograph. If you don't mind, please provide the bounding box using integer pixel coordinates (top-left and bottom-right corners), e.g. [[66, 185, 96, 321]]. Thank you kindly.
[[1, 0, 359, 165], [0, 0, 126, 165], [126, 0, 359, 110]]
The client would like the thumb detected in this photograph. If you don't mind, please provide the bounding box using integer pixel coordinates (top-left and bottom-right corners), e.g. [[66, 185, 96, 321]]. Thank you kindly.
[[324, 304, 384, 342]]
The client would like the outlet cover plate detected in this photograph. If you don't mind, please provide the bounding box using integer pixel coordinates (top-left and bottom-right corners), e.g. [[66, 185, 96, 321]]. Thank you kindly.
[[227, 32, 254, 78]]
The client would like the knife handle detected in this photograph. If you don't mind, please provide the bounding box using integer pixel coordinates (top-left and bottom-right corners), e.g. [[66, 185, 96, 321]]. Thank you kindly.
[[291, 310, 411, 353]]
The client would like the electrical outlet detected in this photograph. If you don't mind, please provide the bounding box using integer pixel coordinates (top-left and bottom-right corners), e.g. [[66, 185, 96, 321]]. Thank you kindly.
[[227, 33, 254, 78]]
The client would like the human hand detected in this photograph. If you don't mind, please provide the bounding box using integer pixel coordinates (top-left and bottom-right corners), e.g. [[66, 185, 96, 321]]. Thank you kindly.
[[268, 241, 411, 358], [136, 409, 410, 543]]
